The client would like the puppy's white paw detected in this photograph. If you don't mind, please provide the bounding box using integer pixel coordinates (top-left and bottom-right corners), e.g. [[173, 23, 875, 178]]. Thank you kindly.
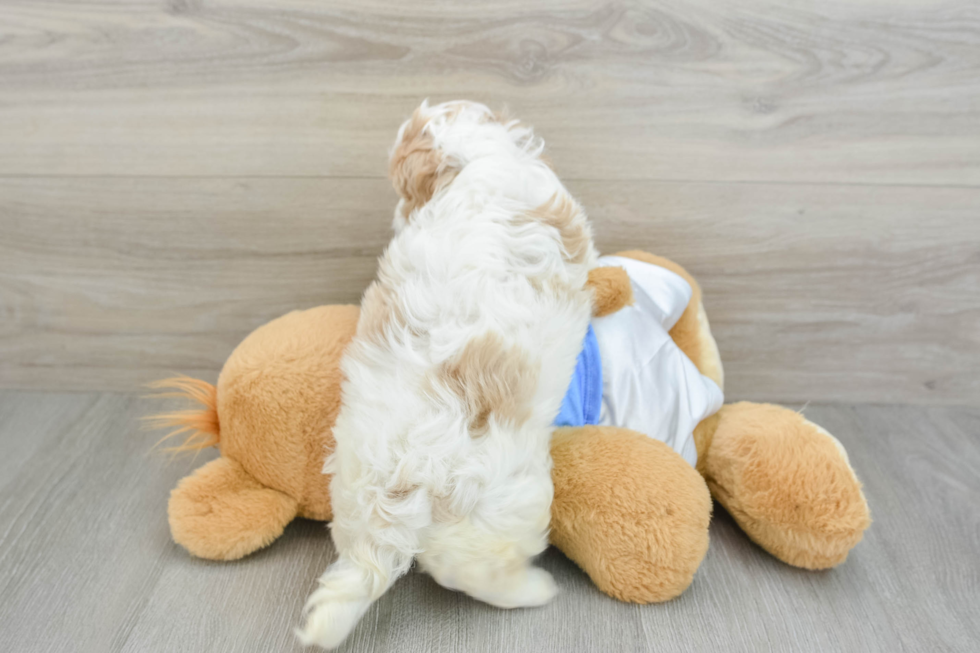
[[520, 567, 558, 607], [477, 566, 558, 609], [296, 591, 369, 650]]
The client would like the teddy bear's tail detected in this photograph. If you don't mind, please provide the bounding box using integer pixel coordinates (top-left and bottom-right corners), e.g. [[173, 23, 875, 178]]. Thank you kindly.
[[144, 375, 220, 452]]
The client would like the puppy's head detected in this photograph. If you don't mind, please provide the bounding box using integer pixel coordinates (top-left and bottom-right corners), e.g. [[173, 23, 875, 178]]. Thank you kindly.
[[388, 100, 540, 229]]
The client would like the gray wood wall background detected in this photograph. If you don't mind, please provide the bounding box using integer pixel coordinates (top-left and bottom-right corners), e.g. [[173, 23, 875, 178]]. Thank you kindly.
[[1, 0, 978, 404]]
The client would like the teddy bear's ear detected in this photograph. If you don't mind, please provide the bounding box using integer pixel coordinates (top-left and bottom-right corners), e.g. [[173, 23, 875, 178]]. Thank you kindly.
[[168, 457, 298, 561], [587, 266, 634, 317]]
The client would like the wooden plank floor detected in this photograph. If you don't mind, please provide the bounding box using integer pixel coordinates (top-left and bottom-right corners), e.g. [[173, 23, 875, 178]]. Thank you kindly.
[[2, 0, 979, 404], [0, 390, 977, 652]]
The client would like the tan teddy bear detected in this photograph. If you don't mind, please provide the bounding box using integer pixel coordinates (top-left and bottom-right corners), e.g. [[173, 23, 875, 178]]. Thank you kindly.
[[150, 251, 869, 603]]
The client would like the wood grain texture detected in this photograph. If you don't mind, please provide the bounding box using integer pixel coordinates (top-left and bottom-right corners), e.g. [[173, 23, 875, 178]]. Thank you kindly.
[[1, 1, 979, 399], [0, 176, 391, 393], [0, 391, 977, 652], [2, 176, 978, 403], [578, 179, 980, 405], [0, 0, 978, 183]]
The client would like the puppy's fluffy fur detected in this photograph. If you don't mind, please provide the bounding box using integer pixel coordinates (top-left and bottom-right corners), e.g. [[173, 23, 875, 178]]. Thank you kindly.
[[299, 101, 597, 648]]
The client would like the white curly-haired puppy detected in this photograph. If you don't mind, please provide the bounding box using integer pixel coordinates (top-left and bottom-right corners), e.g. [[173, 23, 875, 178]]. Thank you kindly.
[[299, 100, 597, 648]]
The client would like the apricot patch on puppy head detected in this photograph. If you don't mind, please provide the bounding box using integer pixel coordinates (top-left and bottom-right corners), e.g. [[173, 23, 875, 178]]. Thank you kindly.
[[389, 107, 458, 217], [519, 194, 590, 265], [440, 333, 538, 437]]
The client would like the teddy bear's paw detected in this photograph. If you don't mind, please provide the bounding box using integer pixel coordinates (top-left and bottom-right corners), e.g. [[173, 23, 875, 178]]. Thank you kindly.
[[704, 402, 871, 570], [549, 426, 712, 604], [168, 457, 299, 561]]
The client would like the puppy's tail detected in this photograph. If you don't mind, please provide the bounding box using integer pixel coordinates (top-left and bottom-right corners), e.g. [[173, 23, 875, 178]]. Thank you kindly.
[[298, 550, 409, 649]]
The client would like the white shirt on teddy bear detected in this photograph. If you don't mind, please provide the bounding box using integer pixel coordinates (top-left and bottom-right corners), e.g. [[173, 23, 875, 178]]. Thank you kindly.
[[593, 256, 724, 468]]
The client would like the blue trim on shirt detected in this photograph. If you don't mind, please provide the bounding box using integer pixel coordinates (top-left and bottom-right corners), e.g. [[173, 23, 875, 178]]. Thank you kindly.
[[554, 325, 603, 428]]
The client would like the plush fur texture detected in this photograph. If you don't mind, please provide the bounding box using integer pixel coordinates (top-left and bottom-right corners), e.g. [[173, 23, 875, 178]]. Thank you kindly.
[[299, 101, 598, 648], [158, 304, 359, 556], [704, 402, 871, 569], [550, 426, 711, 603], [169, 457, 298, 561], [150, 251, 870, 631], [586, 266, 633, 317]]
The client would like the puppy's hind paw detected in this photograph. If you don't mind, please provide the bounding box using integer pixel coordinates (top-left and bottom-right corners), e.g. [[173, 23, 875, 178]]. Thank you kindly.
[[296, 589, 369, 650], [520, 567, 559, 607], [477, 566, 558, 609]]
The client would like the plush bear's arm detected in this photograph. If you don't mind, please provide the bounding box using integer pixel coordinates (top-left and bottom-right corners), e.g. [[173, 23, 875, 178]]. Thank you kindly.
[[169, 457, 299, 561], [549, 425, 711, 603]]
